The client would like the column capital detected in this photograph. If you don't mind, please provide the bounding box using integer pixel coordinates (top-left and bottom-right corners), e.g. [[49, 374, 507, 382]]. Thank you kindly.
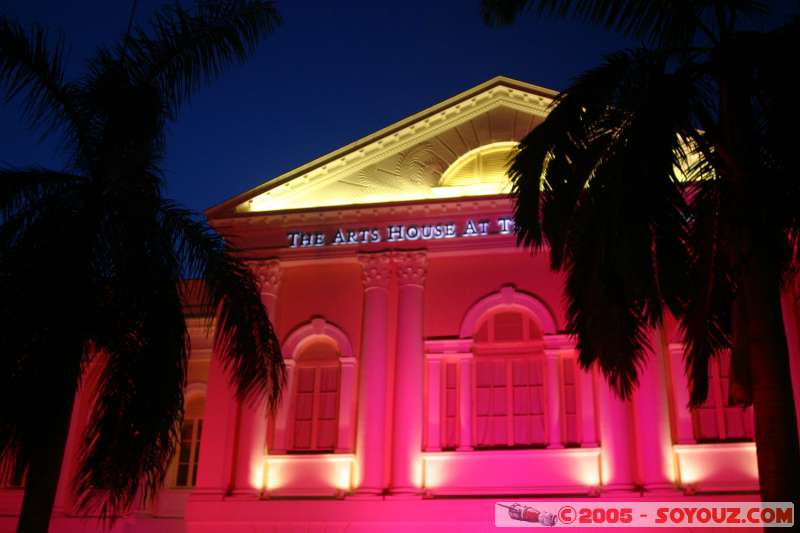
[[249, 259, 281, 295], [358, 252, 393, 290], [393, 250, 427, 287]]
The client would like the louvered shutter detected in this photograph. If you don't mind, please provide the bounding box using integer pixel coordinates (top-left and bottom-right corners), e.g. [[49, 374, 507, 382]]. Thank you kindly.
[[442, 361, 458, 449], [562, 357, 579, 445], [316, 366, 339, 450], [292, 367, 316, 449]]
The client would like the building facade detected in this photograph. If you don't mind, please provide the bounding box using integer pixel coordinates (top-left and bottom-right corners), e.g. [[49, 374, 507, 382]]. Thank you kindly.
[[2, 77, 800, 532]]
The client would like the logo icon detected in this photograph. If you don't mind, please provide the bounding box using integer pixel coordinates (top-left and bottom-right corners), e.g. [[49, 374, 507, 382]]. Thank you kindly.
[[497, 503, 558, 527]]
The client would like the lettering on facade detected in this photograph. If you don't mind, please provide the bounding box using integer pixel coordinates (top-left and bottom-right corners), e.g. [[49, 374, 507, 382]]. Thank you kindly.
[[286, 217, 515, 248]]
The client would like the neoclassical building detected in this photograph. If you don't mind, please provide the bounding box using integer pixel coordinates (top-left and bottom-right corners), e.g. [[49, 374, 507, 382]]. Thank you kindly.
[[2, 77, 799, 532]]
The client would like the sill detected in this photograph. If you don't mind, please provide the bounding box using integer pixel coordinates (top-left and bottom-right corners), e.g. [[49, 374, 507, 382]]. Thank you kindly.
[[674, 441, 756, 451], [428, 444, 597, 454], [694, 438, 754, 444], [474, 444, 548, 451], [268, 453, 355, 461], [285, 449, 336, 455], [424, 447, 600, 459]]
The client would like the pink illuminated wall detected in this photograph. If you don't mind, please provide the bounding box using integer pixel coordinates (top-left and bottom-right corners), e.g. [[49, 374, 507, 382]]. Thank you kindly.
[[2, 77, 798, 533]]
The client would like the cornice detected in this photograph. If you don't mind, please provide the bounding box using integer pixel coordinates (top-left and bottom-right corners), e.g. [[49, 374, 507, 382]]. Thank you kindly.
[[211, 195, 515, 230]]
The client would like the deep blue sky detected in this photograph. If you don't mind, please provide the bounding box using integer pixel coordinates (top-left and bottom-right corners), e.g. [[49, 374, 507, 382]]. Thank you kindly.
[[1, 1, 796, 213]]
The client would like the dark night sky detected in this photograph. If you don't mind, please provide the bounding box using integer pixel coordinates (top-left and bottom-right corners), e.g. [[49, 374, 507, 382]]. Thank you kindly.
[[1, 1, 796, 214]]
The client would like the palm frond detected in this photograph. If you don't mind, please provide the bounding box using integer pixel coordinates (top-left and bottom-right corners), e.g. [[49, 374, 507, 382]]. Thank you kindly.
[[159, 201, 283, 408], [0, 168, 83, 222], [679, 172, 738, 407], [511, 48, 702, 397], [67, 196, 188, 517], [126, 0, 280, 117], [75, 278, 187, 516], [0, 191, 91, 493], [510, 48, 644, 255], [482, 0, 767, 47], [0, 16, 89, 153]]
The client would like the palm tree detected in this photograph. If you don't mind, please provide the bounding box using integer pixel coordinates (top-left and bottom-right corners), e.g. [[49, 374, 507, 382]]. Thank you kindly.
[[0, 2, 283, 532], [481, 0, 800, 502]]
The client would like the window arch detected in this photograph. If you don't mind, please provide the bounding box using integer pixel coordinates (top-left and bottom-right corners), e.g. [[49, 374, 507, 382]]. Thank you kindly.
[[460, 285, 557, 339], [174, 388, 205, 488]]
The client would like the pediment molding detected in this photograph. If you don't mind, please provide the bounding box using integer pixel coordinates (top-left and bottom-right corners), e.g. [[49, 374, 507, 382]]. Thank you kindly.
[[207, 77, 555, 218]]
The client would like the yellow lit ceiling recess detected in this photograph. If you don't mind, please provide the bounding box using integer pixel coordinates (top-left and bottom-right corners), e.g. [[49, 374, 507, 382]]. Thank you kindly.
[[243, 142, 518, 213]]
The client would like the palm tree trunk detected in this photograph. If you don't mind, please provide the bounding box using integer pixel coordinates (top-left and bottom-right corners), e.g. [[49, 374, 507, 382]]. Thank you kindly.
[[16, 358, 80, 533], [741, 247, 800, 503], [716, 43, 800, 504]]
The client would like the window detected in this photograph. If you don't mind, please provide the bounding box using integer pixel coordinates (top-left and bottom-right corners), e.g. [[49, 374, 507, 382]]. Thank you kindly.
[[475, 354, 547, 448], [468, 306, 581, 449], [175, 395, 204, 488], [692, 351, 754, 442], [472, 307, 551, 448], [290, 338, 341, 452], [437, 141, 517, 195]]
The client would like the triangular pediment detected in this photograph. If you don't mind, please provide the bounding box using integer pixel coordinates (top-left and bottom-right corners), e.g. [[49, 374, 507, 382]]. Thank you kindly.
[[207, 77, 556, 218]]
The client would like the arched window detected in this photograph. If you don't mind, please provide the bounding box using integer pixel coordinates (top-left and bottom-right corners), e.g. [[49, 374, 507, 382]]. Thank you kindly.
[[174, 394, 205, 488], [692, 351, 754, 442], [473, 305, 548, 448], [290, 337, 341, 452], [435, 142, 517, 197]]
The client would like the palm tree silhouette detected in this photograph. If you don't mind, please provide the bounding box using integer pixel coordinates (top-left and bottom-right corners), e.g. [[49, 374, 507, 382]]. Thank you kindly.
[[482, 0, 800, 502], [0, 2, 283, 531]]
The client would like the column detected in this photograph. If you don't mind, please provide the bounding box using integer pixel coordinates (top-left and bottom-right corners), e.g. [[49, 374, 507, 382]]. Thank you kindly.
[[457, 354, 474, 451], [597, 370, 636, 492], [426, 355, 443, 451], [354, 252, 393, 495], [336, 356, 358, 452], [232, 259, 281, 498], [668, 344, 696, 444], [633, 327, 676, 492], [391, 251, 427, 495], [780, 289, 800, 444], [545, 350, 563, 448], [579, 363, 598, 447], [192, 350, 239, 499]]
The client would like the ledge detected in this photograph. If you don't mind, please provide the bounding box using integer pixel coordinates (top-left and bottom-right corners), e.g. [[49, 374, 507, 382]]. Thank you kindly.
[[673, 442, 759, 493], [264, 453, 355, 497], [421, 447, 601, 496]]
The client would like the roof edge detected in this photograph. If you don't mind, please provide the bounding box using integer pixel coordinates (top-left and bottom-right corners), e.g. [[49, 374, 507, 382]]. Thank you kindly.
[[205, 76, 556, 219]]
